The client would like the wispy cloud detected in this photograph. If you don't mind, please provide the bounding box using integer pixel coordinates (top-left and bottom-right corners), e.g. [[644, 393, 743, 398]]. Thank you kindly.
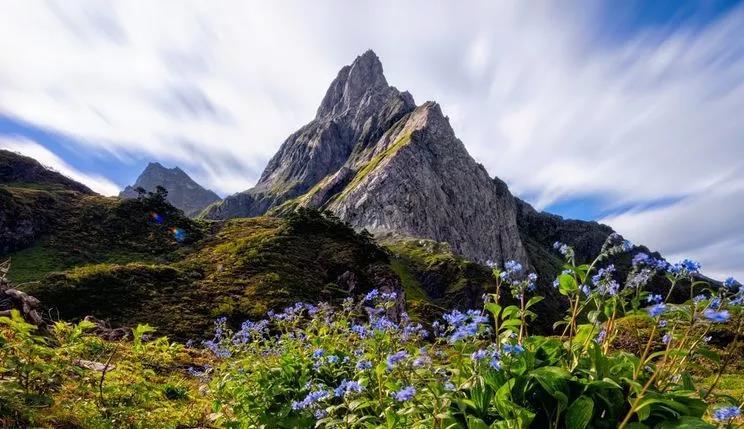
[[0, 136, 120, 195], [0, 1, 742, 277]]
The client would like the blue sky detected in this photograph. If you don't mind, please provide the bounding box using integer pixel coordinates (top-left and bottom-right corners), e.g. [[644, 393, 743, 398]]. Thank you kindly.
[[0, 0, 742, 278]]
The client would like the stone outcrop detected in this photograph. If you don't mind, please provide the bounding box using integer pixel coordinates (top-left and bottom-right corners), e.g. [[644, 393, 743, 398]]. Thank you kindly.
[[120, 162, 221, 217], [0, 259, 44, 326]]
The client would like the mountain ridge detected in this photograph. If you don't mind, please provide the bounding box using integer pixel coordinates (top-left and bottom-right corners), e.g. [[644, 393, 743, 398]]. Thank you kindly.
[[201, 50, 610, 272]]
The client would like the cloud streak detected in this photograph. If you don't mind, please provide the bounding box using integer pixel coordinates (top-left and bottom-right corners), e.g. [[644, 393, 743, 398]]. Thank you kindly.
[[0, 1, 742, 277]]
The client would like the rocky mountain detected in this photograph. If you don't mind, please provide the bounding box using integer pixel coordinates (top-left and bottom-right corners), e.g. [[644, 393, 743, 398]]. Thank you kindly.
[[120, 162, 221, 216], [203, 50, 416, 220], [203, 50, 611, 273]]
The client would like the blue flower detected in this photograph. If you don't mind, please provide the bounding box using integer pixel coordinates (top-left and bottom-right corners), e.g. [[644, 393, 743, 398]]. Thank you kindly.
[[314, 409, 328, 419], [392, 386, 416, 402], [471, 349, 488, 361], [647, 303, 667, 318], [505, 260, 523, 273], [350, 324, 369, 338], [646, 294, 663, 304], [381, 291, 398, 301], [370, 315, 398, 332], [334, 380, 364, 397], [594, 329, 606, 344], [662, 334, 671, 344], [703, 309, 730, 323], [312, 349, 325, 359], [292, 389, 330, 410], [693, 294, 707, 304], [444, 381, 456, 391], [670, 259, 701, 275], [449, 322, 479, 343], [712, 406, 741, 422], [502, 344, 524, 355], [443, 310, 467, 326], [632, 253, 650, 266], [326, 355, 339, 364], [364, 289, 380, 302], [723, 277, 738, 290], [489, 357, 501, 370], [356, 360, 372, 370], [386, 350, 409, 371]]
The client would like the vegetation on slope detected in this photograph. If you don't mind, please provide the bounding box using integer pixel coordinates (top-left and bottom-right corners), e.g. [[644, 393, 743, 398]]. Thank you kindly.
[[5, 187, 203, 283], [2, 238, 741, 428], [27, 208, 400, 340]]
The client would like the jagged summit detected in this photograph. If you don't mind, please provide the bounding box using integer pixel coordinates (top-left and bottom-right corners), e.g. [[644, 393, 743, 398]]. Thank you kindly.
[[120, 162, 220, 217], [316, 50, 412, 119], [203, 49, 416, 220], [202, 51, 621, 274]]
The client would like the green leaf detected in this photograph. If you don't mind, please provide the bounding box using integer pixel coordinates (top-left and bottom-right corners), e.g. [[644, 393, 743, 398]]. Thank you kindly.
[[565, 395, 593, 429], [526, 296, 544, 309], [485, 303, 502, 318], [655, 416, 715, 429], [466, 416, 490, 429], [558, 274, 578, 296]]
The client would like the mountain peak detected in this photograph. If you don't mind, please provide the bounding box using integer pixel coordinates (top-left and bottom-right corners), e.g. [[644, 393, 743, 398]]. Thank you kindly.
[[120, 162, 220, 217], [316, 49, 396, 119]]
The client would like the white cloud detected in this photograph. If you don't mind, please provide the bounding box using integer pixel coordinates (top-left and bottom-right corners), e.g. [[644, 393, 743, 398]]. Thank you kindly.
[[602, 180, 744, 280], [0, 1, 742, 277], [0, 136, 120, 196]]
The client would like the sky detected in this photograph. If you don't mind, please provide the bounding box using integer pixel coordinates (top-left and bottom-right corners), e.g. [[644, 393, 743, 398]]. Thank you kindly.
[[0, 0, 742, 279]]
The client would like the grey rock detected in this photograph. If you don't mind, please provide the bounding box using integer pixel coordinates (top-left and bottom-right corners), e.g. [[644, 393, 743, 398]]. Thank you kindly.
[[202, 50, 415, 220], [120, 162, 221, 217], [325, 102, 530, 267]]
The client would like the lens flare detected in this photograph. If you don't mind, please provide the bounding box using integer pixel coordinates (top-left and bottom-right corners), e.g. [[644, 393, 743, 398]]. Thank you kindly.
[[171, 227, 186, 242], [149, 212, 164, 224]]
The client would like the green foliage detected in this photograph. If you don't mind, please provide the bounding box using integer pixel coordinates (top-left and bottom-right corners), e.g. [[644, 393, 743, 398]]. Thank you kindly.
[[1, 235, 743, 428], [0, 311, 209, 428], [5, 186, 204, 283], [29, 209, 396, 340]]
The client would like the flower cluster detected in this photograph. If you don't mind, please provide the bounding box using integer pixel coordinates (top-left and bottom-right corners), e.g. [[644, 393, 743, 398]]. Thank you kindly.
[[442, 309, 489, 343]]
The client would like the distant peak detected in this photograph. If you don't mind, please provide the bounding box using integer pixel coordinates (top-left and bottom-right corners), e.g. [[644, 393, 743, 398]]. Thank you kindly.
[[145, 161, 165, 170], [144, 162, 184, 174]]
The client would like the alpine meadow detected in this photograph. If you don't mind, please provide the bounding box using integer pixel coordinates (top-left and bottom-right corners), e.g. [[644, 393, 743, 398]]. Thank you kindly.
[[0, 2, 743, 428]]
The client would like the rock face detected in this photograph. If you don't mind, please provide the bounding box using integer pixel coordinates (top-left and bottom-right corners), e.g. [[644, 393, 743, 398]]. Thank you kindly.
[[324, 102, 529, 265], [203, 50, 617, 270], [120, 162, 221, 217], [202, 50, 416, 220]]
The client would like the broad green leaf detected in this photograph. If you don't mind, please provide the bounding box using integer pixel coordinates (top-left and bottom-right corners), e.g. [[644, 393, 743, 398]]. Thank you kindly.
[[565, 395, 593, 429]]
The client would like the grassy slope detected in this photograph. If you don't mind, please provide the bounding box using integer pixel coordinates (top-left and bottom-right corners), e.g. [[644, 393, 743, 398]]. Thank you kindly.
[[23, 208, 396, 340], [385, 238, 498, 322], [4, 185, 203, 284]]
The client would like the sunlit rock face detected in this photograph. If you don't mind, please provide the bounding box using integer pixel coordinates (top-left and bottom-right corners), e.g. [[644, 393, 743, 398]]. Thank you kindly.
[[202, 50, 416, 220], [120, 162, 221, 217], [202, 50, 617, 270]]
